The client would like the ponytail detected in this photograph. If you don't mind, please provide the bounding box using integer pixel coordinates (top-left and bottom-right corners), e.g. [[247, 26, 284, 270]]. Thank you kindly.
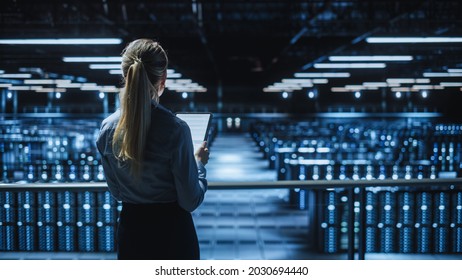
[[112, 39, 168, 177]]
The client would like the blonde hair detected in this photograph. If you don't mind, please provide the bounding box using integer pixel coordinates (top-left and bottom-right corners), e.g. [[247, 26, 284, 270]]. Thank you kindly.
[[113, 39, 168, 177]]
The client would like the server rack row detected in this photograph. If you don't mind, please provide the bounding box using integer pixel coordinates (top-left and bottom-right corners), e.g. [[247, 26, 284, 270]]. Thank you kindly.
[[252, 119, 462, 254], [0, 190, 119, 252], [0, 118, 217, 184]]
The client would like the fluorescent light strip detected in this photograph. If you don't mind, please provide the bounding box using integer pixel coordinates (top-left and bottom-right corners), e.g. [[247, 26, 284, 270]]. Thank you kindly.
[[447, 69, 462, 73], [386, 78, 416, 84], [56, 83, 82, 88], [0, 74, 32, 78], [294, 72, 350, 78], [24, 79, 72, 85], [0, 38, 122, 45], [312, 79, 328, 84], [263, 88, 292, 92], [329, 55, 413, 61], [423, 72, 462, 77], [168, 73, 182, 78], [366, 37, 462, 43], [9, 86, 31, 91], [63, 56, 121, 62], [412, 85, 444, 90], [314, 63, 386, 69], [440, 82, 462, 87], [174, 79, 193, 84], [281, 79, 313, 84], [331, 87, 353, 92], [36, 88, 67, 93], [363, 82, 388, 87], [391, 87, 419, 92], [345, 85, 366, 90], [109, 70, 123, 75], [89, 64, 121, 69], [0, 84, 12, 88]]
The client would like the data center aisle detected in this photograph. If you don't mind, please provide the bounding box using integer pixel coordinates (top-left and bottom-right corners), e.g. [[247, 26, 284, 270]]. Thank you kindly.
[[193, 133, 313, 260], [205, 133, 276, 182]]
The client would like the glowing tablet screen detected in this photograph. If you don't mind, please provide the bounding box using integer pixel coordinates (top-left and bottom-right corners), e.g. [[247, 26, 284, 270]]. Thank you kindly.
[[176, 113, 212, 152]]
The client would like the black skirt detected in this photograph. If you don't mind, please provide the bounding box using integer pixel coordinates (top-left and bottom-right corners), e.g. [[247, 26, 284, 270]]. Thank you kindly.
[[117, 201, 200, 260]]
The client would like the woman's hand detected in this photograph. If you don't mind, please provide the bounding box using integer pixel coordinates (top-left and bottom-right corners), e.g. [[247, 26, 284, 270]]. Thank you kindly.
[[195, 141, 210, 165]]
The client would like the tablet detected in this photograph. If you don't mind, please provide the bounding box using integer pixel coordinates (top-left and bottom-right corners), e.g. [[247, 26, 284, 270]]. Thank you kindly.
[[175, 112, 213, 152]]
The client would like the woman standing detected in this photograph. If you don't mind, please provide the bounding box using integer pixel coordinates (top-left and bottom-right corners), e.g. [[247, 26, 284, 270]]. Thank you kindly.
[[96, 39, 209, 260]]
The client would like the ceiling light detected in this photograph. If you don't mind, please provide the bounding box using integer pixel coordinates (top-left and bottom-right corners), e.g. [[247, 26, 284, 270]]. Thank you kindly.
[[421, 91, 428, 98], [366, 37, 462, 43], [354, 91, 361, 98], [329, 55, 413, 61], [109, 70, 123, 75], [294, 72, 350, 78], [423, 72, 462, 77], [63, 56, 121, 62], [312, 79, 328, 84], [182, 92, 188, 99], [0, 70, 4, 74], [282, 92, 289, 99], [363, 82, 388, 87], [314, 63, 386, 69], [99, 92, 105, 99], [391, 87, 418, 92], [36, 88, 67, 93], [281, 79, 313, 84], [89, 64, 121, 69], [24, 79, 71, 84], [0, 38, 122, 45], [395, 91, 402, 98], [412, 85, 443, 90], [345, 85, 366, 90], [263, 88, 284, 92], [0, 74, 32, 78], [168, 73, 182, 78], [386, 78, 416, 84], [55, 92, 62, 99], [8, 86, 31, 91], [447, 69, 462, 73], [440, 82, 462, 87], [331, 87, 351, 92]]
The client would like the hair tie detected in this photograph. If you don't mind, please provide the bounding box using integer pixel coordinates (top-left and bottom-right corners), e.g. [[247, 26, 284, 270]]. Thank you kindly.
[[133, 57, 142, 64]]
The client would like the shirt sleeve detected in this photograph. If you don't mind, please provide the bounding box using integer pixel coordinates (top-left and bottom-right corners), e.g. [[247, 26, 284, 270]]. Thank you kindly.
[[171, 121, 207, 212], [96, 124, 122, 201]]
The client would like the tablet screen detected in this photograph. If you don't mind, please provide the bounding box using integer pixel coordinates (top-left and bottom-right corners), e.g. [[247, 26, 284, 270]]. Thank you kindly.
[[176, 113, 212, 152]]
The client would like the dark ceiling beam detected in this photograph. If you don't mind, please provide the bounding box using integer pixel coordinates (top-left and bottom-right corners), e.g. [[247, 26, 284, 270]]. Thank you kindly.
[[300, 0, 429, 71]]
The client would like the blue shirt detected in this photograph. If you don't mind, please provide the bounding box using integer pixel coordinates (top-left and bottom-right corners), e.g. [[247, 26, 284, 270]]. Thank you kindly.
[[96, 102, 207, 212]]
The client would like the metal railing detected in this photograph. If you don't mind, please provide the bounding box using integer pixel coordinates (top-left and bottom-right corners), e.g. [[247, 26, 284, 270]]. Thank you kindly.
[[1, 177, 462, 260]]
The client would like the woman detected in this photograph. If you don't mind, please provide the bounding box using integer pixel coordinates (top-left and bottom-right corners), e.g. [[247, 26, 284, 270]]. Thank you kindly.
[[96, 38, 209, 260]]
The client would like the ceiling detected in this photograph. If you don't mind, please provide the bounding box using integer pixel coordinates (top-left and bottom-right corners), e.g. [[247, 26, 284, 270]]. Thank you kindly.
[[1, 0, 462, 115]]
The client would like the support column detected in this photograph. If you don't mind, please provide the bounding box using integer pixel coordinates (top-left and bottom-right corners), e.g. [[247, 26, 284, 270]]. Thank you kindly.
[[1, 89, 6, 113], [217, 80, 223, 132], [13, 91, 18, 115]]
